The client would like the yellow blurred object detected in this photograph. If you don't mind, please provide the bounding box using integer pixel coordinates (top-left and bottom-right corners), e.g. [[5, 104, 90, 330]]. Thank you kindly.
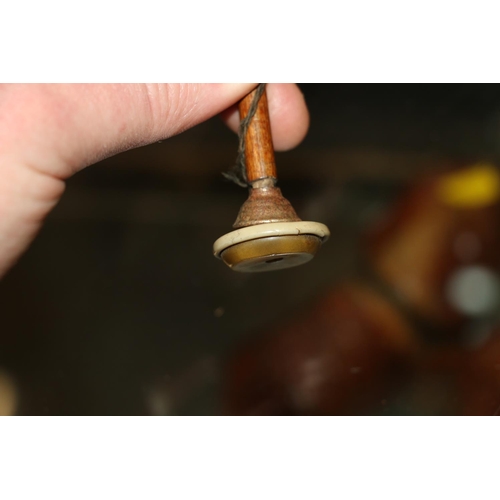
[[437, 164, 500, 208]]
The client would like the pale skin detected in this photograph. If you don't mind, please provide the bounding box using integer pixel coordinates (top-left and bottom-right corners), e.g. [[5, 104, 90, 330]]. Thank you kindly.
[[0, 83, 309, 278]]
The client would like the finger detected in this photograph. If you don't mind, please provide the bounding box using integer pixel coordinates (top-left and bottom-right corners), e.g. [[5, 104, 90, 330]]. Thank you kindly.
[[220, 83, 310, 151]]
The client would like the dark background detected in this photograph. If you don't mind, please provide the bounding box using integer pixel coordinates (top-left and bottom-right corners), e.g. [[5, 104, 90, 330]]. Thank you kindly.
[[1, 84, 500, 415]]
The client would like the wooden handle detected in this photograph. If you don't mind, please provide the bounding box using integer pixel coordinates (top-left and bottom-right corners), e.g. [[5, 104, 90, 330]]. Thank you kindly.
[[239, 87, 277, 183]]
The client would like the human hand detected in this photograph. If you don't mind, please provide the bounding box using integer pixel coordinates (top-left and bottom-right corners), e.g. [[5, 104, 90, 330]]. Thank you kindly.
[[0, 83, 309, 277]]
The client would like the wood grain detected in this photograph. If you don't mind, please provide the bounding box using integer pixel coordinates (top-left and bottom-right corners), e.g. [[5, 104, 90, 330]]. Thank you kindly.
[[239, 87, 277, 183]]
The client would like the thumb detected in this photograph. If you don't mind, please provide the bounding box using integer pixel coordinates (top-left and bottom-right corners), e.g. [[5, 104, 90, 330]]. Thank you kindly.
[[2, 84, 258, 178]]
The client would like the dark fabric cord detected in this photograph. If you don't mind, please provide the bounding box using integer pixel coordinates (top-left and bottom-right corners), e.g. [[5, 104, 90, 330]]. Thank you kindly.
[[223, 83, 266, 188]]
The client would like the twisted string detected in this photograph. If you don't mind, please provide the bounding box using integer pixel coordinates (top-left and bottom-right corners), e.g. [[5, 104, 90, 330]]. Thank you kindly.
[[223, 83, 266, 188]]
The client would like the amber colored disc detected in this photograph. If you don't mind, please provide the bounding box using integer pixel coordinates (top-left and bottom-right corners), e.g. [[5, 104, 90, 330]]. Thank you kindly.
[[220, 234, 322, 272]]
